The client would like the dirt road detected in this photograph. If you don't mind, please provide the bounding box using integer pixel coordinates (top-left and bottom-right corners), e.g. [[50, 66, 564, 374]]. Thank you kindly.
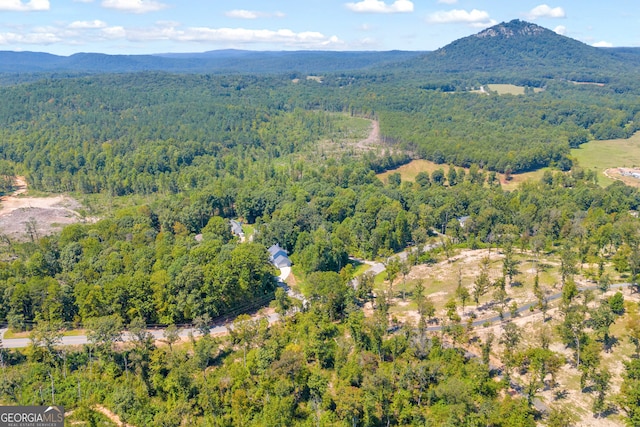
[[356, 119, 381, 150]]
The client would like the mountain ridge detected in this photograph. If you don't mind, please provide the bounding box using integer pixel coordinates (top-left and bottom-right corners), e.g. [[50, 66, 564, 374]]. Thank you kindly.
[[0, 49, 425, 75], [373, 19, 640, 87], [1, 20, 639, 79]]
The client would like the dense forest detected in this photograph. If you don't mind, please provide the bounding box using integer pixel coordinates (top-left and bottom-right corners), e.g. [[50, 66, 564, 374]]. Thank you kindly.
[[0, 70, 638, 198], [3, 146, 640, 425], [0, 50, 426, 76], [3, 153, 640, 326], [3, 18, 640, 426]]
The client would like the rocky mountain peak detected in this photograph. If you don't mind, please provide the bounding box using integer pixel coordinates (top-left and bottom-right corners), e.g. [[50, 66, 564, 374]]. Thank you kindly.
[[474, 20, 547, 39]]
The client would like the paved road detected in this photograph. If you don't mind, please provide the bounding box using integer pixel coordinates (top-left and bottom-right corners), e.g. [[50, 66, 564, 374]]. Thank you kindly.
[[0, 262, 299, 350], [1, 247, 633, 352], [277, 266, 307, 305], [0, 314, 280, 349], [1, 262, 631, 414]]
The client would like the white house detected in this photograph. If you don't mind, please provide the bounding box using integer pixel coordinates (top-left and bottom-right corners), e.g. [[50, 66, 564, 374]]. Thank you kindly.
[[268, 244, 292, 268]]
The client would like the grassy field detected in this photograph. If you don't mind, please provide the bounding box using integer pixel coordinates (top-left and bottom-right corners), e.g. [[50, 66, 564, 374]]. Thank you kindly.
[[486, 84, 544, 95], [376, 159, 548, 191], [571, 131, 640, 187], [376, 131, 640, 191], [242, 223, 255, 239]]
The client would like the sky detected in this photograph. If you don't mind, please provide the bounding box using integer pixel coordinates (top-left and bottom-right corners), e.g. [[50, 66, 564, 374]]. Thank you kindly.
[[0, 0, 638, 55]]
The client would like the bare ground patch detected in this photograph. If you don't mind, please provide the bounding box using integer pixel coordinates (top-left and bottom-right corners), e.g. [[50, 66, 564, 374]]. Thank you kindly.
[[384, 247, 634, 425], [604, 167, 640, 188], [355, 119, 381, 151], [395, 248, 545, 318], [0, 176, 96, 241], [93, 404, 135, 427]]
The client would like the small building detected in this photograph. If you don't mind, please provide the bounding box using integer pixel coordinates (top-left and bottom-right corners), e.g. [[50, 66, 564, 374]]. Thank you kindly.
[[268, 244, 292, 268], [457, 215, 471, 228], [230, 220, 245, 239]]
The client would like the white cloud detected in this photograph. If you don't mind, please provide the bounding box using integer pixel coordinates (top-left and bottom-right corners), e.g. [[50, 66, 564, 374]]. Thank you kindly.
[[526, 4, 566, 20], [73, 0, 94, 2], [171, 27, 340, 46], [358, 37, 376, 45], [101, 26, 127, 39], [226, 9, 259, 19], [0, 20, 344, 50], [0, 0, 49, 11], [593, 41, 613, 47], [470, 19, 497, 28], [95, 24, 343, 48], [0, 29, 60, 44], [437, 0, 457, 4], [428, 9, 492, 25], [345, 0, 414, 14], [68, 20, 108, 29], [554, 25, 566, 35], [101, 0, 167, 14], [225, 9, 285, 19]]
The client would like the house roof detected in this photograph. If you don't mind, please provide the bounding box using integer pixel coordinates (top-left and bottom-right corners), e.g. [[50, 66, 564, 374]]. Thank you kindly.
[[230, 220, 244, 236], [273, 254, 292, 268], [268, 244, 291, 268], [268, 244, 287, 257]]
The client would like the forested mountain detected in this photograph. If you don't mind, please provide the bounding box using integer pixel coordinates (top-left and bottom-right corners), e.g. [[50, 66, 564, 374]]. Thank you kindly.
[[388, 20, 640, 85], [609, 47, 640, 65], [1, 20, 640, 82], [0, 49, 424, 76]]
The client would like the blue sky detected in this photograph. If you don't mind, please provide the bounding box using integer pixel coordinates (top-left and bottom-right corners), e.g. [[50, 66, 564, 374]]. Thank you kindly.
[[0, 0, 638, 55]]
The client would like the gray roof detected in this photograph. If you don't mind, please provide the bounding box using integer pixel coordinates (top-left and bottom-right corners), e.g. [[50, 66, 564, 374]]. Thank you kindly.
[[268, 244, 286, 257], [230, 220, 244, 236], [268, 244, 291, 268], [273, 254, 292, 268]]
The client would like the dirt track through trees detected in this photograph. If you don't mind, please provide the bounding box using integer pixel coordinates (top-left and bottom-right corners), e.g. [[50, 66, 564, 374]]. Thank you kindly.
[[356, 119, 381, 150]]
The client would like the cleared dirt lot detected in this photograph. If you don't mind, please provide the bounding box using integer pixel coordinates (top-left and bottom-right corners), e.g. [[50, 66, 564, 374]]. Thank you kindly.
[[0, 176, 93, 241]]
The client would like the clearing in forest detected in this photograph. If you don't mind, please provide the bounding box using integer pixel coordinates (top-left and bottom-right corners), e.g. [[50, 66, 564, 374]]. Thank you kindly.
[[381, 248, 570, 321], [469, 84, 543, 95], [486, 84, 544, 95], [571, 131, 640, 187], [313, 115, 384, 156], [0, 176, 95, 242], [381, 247, 637, 426], [376, 159, 548, 190]]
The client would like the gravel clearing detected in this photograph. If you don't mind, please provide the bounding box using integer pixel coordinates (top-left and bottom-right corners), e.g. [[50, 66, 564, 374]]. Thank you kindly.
[[0, 176, 94, 241]]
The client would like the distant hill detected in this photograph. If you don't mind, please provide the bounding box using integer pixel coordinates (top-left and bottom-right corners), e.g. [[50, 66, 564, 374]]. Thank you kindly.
[[608, 47, 640, 66], [388, 20, 639, 83], [1, 20, 639, 85], [0, 50, 424, 76]]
